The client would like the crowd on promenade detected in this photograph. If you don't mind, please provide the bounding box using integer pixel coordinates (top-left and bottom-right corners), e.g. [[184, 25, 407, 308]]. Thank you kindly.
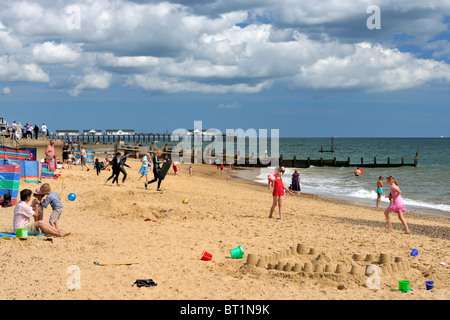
[[5, 121, 51, 140]]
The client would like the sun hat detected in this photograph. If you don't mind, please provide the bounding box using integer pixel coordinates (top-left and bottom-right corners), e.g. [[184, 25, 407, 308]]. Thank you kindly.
[[34, 189, 43, 195]]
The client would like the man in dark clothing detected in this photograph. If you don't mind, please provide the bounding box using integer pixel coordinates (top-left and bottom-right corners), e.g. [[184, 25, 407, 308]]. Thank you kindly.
[[119, 152, 130, 184], [33, 125, 39, 139], [105, 152, 121, 185], [146, 150, 165, 191]]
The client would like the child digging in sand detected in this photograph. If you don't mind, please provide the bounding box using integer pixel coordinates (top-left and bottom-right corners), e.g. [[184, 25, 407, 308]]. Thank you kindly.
[[269, 166, 293, 220], [13, 189, 69, 237], [383, 176, 410, 234], [40, 183, 64, 231]]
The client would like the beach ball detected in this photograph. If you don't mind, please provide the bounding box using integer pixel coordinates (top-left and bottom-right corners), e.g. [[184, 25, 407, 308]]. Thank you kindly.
[[182, 199, 189, 204], [68, 193, 76, 201]]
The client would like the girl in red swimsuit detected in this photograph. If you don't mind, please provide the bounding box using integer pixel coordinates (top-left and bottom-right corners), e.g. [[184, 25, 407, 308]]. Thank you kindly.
[[269, 166, 294, 220]]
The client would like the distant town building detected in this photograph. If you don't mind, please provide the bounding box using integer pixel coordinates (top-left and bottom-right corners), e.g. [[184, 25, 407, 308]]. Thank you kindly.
[[83, 129, 103, 135], [55, 130, 79, 136], [105, 129, 135, 135]]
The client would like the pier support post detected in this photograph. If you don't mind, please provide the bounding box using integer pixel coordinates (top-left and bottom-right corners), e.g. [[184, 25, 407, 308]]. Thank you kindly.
[[387, 157, 390, 166], [361, 157, 364, 167], [293, 155, 297, 168], [374, 157, 376, 165], [347, 157, 350, 167]]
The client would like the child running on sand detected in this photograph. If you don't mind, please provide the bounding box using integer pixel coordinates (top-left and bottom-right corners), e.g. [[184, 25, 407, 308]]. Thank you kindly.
[[94, 158, 103, 176], [138, 153, 150, 185], [376, 176, 383, 208], [383, 176, 410, 234], [269, 166, 293, 220], [40, 183, 64, 230]]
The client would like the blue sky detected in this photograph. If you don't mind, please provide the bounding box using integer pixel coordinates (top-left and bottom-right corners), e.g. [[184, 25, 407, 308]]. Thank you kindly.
[[0, 0, 449, 137]]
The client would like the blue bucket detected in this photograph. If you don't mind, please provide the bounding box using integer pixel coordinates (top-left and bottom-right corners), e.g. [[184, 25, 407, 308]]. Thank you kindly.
[[410, 249, 418, 256], [425, 281, 434, 290]]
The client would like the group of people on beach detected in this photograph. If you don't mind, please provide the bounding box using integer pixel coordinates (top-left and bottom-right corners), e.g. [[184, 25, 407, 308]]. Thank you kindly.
[[7, 121, 50, 140], [267, 166, 410, 234], [100, 149, 172, 191]]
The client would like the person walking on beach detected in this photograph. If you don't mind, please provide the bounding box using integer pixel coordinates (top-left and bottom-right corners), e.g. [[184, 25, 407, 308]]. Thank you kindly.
[[291, 170, 301, 194], [41, 123, 47, 139], [269, 166, 294, 220], [383, 176, 410, 234], [25, 123, 32, 139], [376, 176, 383, 208], [105, 152, 121, 185], [45, 140, 57, 170], [146, 150, 165, 191], [138, 153, 151, 184], [16, 122, 23, 140], [62, 143, 70, 166], [80, 146, 90, 171], [33, 124, 39, 139], [119, 152, 130, 184], [94, 158, 103, 176]]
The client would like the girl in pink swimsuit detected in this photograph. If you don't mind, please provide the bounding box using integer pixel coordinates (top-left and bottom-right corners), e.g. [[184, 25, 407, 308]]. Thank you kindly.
[[269, 167, 294, 220], [384, 176, 410, 234]]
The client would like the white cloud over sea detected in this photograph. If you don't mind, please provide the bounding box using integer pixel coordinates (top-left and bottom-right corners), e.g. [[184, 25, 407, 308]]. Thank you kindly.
[[0, 0, 449, 96]]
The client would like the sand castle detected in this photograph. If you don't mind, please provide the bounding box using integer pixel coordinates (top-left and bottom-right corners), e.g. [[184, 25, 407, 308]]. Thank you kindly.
[[243, 243, 413, 280]]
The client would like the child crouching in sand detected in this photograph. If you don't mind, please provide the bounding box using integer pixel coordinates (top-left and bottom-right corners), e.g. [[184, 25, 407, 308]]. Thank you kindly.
[[40, 183, 64, 230], [269, 166, 293, 220]]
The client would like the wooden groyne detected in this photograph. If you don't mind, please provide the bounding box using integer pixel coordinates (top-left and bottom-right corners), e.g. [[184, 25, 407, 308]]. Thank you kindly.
[[166, 150, 419, 169]]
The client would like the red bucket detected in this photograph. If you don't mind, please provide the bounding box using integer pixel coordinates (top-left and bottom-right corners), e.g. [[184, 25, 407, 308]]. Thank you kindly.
[[200, 251, 213, 261]]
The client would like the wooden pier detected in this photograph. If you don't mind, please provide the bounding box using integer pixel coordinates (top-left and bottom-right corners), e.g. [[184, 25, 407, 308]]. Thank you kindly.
[[49, 132, 236, 144]]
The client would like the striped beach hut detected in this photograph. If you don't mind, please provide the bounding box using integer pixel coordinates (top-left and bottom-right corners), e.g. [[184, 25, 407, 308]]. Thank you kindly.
[[0, 164, 20, 207]]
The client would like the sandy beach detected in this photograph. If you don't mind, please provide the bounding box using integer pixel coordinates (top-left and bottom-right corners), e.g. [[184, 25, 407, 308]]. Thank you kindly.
[[0, 159, 448, 301]]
